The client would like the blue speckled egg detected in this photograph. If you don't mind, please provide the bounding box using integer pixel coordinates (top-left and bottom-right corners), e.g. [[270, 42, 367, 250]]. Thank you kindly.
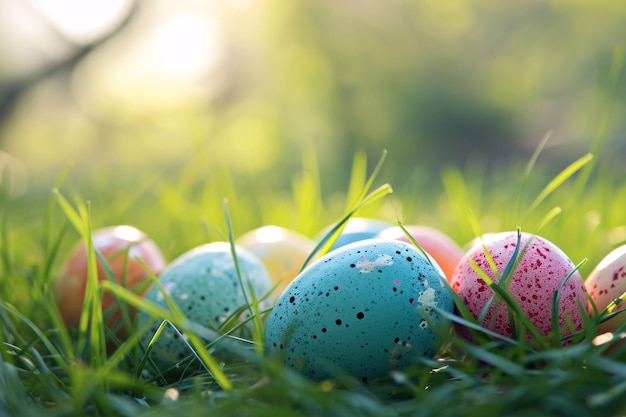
[[138, 242, 272, 372], [316, 217, 392, 252], [264, 239, 453, 382]]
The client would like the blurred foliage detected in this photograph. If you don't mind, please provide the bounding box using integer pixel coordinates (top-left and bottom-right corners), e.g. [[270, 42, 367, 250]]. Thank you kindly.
[[0, 0, 625, 220]]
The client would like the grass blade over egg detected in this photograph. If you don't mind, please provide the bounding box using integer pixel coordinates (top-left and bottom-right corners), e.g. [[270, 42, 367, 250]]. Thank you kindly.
[[299, 149, 393, 270], [102, 276, 234, 390], [223, 199, 265, 358], [468, 230, 550, 348], [550, 258, 587, 347], [54, 189, 109, 369]]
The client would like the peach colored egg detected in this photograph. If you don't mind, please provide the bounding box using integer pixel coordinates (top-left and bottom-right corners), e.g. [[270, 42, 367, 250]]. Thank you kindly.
[[237, 225, 316, 298], [585, 244, 626, 334], [450, 231, 588, 341], [375, 225, 464, 282], [55, 225, 166, 330]]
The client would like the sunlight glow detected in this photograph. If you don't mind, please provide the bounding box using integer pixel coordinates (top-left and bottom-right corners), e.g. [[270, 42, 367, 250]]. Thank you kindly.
[[113, 225, 144, 243], [148, 11, 223, 80], [29, 0, 133, 43], [255, 226, 286, 243]]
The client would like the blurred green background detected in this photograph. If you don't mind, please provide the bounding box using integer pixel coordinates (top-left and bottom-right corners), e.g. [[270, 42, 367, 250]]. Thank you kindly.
[[0, 0, 625, 254]]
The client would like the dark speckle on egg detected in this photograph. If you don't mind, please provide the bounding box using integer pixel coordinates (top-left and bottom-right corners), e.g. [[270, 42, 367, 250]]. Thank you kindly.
[[264, 238, 453, 381], [138, 242, 272, 374]]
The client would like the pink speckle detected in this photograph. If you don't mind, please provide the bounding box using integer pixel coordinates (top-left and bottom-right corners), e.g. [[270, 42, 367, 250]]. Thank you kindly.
[[393, 279, 401, 285]]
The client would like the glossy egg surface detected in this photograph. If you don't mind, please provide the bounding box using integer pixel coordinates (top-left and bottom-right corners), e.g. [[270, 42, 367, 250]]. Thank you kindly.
[[264, 239, 453, 382], [237, 225, 316, 298]]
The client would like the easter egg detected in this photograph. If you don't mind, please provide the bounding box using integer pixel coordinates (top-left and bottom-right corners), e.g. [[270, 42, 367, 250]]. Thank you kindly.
[[264, 239, 453, 382], [585, 244, 626, 334], [450, 231, 588, 341], [138, 242, 272, 373], [375, 225, 464, 282], [316, 217, 392, 252], [237, 225, 316, 298], [55, 225, 166, 329]]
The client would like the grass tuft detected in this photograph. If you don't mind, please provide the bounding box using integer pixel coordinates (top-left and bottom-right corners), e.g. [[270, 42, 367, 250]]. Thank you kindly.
[[4, 141, 626, 416]]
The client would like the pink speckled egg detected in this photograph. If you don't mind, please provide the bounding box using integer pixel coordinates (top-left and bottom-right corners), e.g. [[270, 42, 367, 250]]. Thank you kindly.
[[585, 245, 626, 334], [450, 231, 588, 341]]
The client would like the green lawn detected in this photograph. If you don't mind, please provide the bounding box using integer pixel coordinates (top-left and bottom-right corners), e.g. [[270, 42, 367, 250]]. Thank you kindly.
[[2, 144, 626, 417]]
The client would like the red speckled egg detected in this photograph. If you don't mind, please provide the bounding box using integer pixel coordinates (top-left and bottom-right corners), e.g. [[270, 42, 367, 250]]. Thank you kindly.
[[585, 244, 626, 334], [375, 225, 464, 282], [56, 225, 167, 330], [450, 231, 588, 341]]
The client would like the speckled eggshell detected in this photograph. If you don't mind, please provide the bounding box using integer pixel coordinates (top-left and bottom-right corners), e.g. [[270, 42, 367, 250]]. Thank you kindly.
[[316, 217, 393, 252], [375, 225, 464, 283], [138, 242, 272, 371], [450, 231, 588, 340], [585, 244, 626, 334], [264, 239, 453, 382], [237, 225, 316, 298]]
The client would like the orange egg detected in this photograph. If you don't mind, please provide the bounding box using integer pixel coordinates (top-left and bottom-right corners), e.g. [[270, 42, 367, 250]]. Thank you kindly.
[[375, 225, 464, 282], [55, 225, 167, 330], [237, 225, 316, 298]]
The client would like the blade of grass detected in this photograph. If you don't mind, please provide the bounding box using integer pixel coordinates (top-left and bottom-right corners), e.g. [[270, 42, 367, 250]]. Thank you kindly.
[[435, 307, 521, 347], [223, 199, 265, 358], [345, 150, 368, 209], [101, 279, 234, 390], [293, 146, 323, 236], [42, 163, 73, 255], [52, 189, 87, 237], [461, 343, 525, 379], [0, 301, 71, 382], [0, 182, 11, 276], [467, 209, 500, 279], [550, 258, 587, 346], [469, 253, 548, 347], [346, 149, 387, 211], [441, 165, 475, 236], [396, 221, 434, 269], [296, 151, 391, 272], [536, 206, 562, 232], [476, 230, 524, 327], [515, 131, 552, 222], [573, 46, 624, 197], [301, 183, 393, 269], [526, 153, 593, 217], [54, 189, 108, 366]]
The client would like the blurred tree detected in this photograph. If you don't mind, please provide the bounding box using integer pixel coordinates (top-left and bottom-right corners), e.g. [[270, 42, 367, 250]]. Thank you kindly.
[[0, 0, 624, 196], [0, 0, 138, 135]]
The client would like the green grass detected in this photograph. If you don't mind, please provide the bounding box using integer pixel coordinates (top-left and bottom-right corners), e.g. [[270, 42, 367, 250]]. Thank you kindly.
[[2, 137, 626, 417]]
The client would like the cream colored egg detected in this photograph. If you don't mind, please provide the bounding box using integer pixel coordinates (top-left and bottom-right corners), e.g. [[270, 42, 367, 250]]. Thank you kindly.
[[586, 244, 626, 334], [237, 226, 316, 299]]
